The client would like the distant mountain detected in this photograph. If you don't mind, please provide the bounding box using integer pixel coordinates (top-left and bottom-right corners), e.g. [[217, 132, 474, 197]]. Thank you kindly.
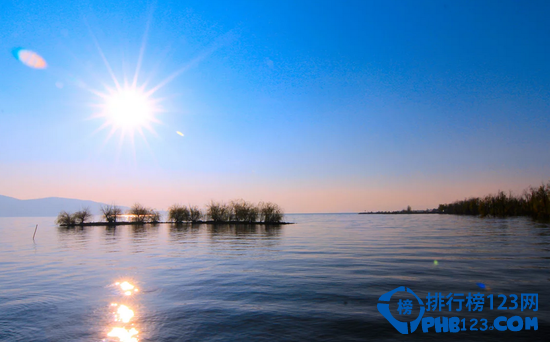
[[0, 195, 129, 217]]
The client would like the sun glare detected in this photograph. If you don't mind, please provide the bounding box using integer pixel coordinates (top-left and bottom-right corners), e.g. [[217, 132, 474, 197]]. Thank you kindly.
[[86, 16, 202, 152], [106, 88, 153, 129], [87, 24, 166, 149], [93, 84, 160, 143], [108, 281, 140, 341]]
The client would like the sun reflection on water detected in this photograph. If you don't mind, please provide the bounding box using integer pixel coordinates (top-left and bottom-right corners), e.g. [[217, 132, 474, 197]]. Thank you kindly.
[[107, 281, 140, 342], [112, 304, 134, 323], [107, 327, 139, 342], [115, 281, 139, 296]]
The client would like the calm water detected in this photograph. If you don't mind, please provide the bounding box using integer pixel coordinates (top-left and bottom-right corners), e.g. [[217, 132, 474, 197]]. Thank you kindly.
[[0, 214, 548, 341]]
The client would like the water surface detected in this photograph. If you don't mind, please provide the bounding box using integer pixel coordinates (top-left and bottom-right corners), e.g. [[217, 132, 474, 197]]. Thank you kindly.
[[0, 214, 548, 341]]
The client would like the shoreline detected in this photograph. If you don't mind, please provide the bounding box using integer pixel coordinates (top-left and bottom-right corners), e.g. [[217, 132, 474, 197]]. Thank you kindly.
[[359, 211, 440, 215]]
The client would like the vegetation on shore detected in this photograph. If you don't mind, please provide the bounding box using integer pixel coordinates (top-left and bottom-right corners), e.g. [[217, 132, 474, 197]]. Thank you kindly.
[[100, 204, 122, 223], [57, 203, 161, 226], [128, 203, 161, 224], [56, 199, 285, 226], [360, 208, 439, 215], [55, 208, 92, 225], [168, 204, 203, 223], [169, 200, 284, 223], [438, 182, 550, 220]]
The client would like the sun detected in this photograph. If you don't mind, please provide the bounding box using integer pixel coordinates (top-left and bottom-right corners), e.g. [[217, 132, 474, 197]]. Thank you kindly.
[[86, 23, 165, 148], [91, 82, 162, 146], [84, 17, 203, 150], [105, 86, 155, 130]]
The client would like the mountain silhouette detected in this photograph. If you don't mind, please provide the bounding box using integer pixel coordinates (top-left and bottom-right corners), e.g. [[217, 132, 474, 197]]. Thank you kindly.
[[0, 195, 128, 217]]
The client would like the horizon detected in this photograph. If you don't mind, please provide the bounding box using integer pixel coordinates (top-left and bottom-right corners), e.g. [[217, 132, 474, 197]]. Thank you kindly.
[[1, 0, 549, 213], [2, 182, 545, 215], [2, 192, 368, 215], [0, 193, 423, 214]]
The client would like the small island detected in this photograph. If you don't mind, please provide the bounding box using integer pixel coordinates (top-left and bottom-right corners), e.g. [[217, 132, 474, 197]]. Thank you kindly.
[[56, 199, 292, 226]]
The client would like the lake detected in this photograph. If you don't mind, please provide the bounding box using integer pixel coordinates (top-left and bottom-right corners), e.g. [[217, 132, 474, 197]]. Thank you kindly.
[[0, 214, 548, 341]]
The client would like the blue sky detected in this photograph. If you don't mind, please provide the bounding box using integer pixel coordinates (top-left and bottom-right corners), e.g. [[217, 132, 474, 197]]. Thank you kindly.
[[1, 0, 549, 212]]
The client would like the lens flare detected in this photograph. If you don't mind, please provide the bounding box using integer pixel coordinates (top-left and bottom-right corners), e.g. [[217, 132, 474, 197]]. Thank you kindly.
[[476, 282, 491, 290], [12, 48, 47, 69]]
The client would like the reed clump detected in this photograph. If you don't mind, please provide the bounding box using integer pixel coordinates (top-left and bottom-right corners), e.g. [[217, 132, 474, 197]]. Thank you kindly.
[[56, 211, 75, 226], [101, 204, 122, 223], [55, 199, 286, 226], [206, 201, 232, 222], [55, 207, 92, 226], [168, 205, 203, 223], [438, 182, 550, 220], [189, 205, 202, 222], [168, 199, 284, 223], [231, 199, 260, 222], [259, 201, 284, 223], [129, 203, 162, 224]]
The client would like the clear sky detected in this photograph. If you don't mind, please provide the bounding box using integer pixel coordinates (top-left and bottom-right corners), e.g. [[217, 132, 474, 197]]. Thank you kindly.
[[1, 0, 549, 213]]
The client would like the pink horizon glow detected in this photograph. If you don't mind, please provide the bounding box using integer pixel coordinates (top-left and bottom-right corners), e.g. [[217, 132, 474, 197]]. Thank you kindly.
[[1, 161, 546, 213]]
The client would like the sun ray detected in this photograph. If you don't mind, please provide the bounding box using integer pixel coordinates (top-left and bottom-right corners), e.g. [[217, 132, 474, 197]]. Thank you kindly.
[[137, 126, 159, 162], [133, 15, 151, 88], [90, 121, 111, 136], [145, 30, 236, 97], [88, 88, 110, 100], [144, 60, 195, 97], [96, 126, 118, 154], [117, 129, 127, 160], [139, 45, 173, 91], [85, 17, 235, 157], [85, 20, 122, 91], [89, 78, 163, 151]]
